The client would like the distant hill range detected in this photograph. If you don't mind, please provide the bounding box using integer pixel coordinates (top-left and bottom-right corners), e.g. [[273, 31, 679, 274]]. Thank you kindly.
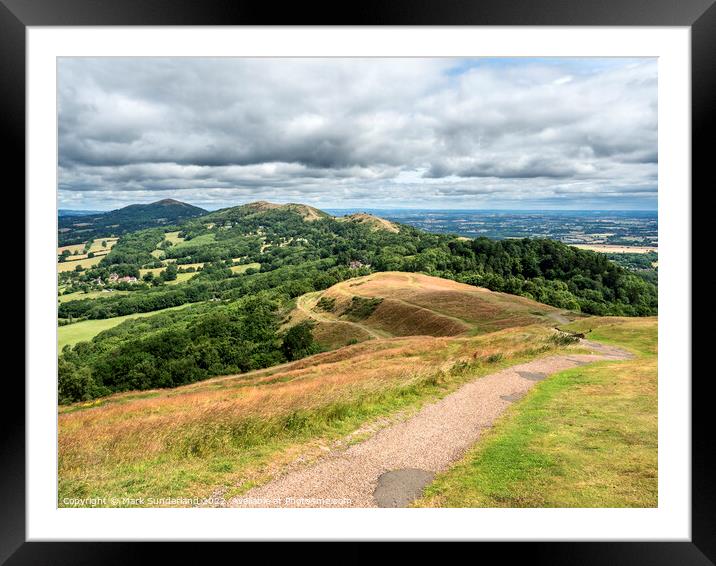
[[58, 209, 104, 217], [200, 201, 399, 232], [203, 200, 331, 223], [58, 199, 207, 245], [59, 199, 406, 245]]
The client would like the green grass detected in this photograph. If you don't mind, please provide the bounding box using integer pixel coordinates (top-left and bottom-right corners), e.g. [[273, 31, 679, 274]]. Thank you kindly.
[[164, 231, 185, 244], [230, 262, 260, 274], [59, 290, 130, 303], [414, 317, 657, 508], [58, 304, 193, 350], [171, 232, 215, 250], [138, 268, 197, 285], [57, 255, 105, 273]]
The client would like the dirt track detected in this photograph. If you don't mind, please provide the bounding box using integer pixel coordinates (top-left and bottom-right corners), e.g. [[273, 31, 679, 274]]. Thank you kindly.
[[295, 291, 389, 339], [227, 339, 632, 508]]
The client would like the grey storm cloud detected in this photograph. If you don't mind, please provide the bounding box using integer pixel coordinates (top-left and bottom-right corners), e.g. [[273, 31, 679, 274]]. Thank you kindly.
[[58, 57, 657, 210]]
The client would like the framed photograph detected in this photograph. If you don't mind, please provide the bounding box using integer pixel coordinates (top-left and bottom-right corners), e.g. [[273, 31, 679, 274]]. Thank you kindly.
[[4, 0, 711, 561]]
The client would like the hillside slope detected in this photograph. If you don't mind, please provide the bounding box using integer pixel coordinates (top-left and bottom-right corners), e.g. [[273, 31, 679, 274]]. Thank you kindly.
[[338, 212, 400, 233], [203, 200, 330, 223], [286, 272, 565, 350], [59, 199, 207, 244], [59, 311, 650, 507]]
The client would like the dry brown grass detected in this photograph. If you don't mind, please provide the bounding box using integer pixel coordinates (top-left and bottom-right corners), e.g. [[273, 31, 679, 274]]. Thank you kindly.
[[58, 323, 566, 505], [573, 244, 657, 254], [57, 255, 105, 273], [301, 272, 556, 339], [311, 321, 373, 349], [339, 213, 400, 233], [364, 299, 468, 337], [58, 272, 579, 505]]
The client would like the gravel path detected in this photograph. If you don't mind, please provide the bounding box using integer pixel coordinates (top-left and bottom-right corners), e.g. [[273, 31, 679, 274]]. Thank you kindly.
[[228, 340, 631, 508]]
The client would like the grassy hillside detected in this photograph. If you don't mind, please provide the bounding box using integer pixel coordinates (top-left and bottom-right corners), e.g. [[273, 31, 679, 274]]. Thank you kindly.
[[57, 256, 105, 273], [286, 272, 565, 350], [59, 199, 206, 245], [58, 304, 192, 350], [58, 316, 594, 506], [415, 316, 657, 508], [55, 201, 659, 509], [338, 212, 400, 233], [59, 201, 658, 324]]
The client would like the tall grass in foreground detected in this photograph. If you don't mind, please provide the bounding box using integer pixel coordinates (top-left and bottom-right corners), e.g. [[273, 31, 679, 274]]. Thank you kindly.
[[414, 317, 657, 508], [58, 326, 575, 506]]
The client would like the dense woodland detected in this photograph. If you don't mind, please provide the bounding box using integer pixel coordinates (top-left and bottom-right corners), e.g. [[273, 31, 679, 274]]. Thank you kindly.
[[58, 203, 658, 403]]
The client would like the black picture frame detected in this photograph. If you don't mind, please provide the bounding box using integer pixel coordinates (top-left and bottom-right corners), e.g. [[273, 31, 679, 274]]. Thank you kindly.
[[3, 0, 710, 562]]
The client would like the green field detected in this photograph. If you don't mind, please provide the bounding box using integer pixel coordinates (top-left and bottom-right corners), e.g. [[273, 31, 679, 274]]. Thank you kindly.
[[415, 316, 657, 508], [138, 267, 197, 285], [57, 242, 85, 255], [230, 262, 261, 274], [58, 304, 192, 350], [161, 260, 205, 269], [58, 237, 118, 259], [57, 255, 105, 273], [59, 290, 129, 303], [171, 232, 215, 250], [164, 231, 185, 244]]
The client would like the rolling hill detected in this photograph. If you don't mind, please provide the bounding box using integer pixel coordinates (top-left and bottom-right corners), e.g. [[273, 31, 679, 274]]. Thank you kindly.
[[285, 272, 564, 350], [58, 269, 653, 507], [57, 198, 657, 407], [58, 199, 207, 245], [338, 212, 400, 233], [201, 200, 330, 224], [56, 198, 657, 508]]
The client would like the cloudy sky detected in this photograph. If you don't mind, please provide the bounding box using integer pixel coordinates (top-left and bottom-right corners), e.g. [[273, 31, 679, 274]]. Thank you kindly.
[[58, 57, 657, 211]]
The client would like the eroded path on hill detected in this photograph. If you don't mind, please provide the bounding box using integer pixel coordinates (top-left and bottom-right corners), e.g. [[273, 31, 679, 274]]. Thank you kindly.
[[295, 292, 390, 339], [227, 339, 631, 508]]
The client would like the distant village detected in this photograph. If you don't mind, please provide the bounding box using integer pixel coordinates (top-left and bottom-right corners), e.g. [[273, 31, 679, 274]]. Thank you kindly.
[[91, 272, 139, 287]]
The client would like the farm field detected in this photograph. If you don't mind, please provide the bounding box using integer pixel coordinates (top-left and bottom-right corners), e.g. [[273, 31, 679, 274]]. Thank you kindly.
[[171, 232, 216, 250], [573, 244, 657, 254], [57, 242, 85, 255], [57, 255, 105, 273], [58, 303, 192, 350], [59, 289, 130, 303], [164, 231, 185, 244], [230, 262, 261, 274], [58, 237, 118, 257], [151, 231, 187, 259], [157, 261, 205, 269], [137, 268, 197, 285]]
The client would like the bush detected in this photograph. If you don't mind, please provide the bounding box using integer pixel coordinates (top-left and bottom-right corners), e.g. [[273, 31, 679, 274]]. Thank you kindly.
[[485, 353, 504, 364], [58, 360, 104, 403], [342, 296, 383, 321], [316, 296, 336, 312], [548, 332, 581, 346], [282, 322, 319, 361]]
